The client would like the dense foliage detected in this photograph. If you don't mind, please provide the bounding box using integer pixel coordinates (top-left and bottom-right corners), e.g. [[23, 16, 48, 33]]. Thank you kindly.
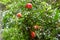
[[0, 0, 60, 40]]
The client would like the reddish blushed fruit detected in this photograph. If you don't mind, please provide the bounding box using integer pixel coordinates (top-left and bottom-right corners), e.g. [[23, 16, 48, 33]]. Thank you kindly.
[[34, 25, 39, 29], [25, 3, 32, 9], [31, 31, 36, 38], [17, 13, 22, 18]]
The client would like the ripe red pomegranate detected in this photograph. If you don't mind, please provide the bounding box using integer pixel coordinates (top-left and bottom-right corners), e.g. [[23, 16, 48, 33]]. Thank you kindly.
[[25, 3, 32, 9], [31, 31, 36, 38], [17, 13, 22, 18]]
